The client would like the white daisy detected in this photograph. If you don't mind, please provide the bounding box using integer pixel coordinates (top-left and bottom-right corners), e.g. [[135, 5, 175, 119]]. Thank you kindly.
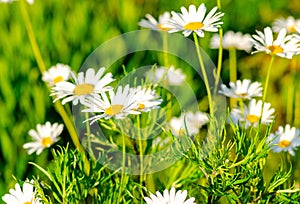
[[2, 180, 42, 204], [0, 0, 33, 4], [210, 31, 253, 52], [147, 65, 186, 86], [144, 187, 196, 204], [51, 67, 114, 105], [23, 122, 63, 155], [131, 86, 163, 112], [42, 63, 71, 86], [169, 111, 209, 136], [166, 4, 224, 37], [82, 85, 141, 124], [268, 124, 300, 156], [230, 99, 275, 128], [251, 26, 300, 59], [272, 16, 300, 33], [139, 12, 172, 31], [219, 79, 263, 99]]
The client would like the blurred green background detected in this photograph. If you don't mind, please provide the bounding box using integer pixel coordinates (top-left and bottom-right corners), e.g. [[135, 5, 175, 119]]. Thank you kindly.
[[1, 0, 300, 198]]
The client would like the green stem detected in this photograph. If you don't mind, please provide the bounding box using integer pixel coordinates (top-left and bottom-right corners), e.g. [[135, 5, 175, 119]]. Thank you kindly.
[[117, 130, 126, 203], [193, 32, 214, 116], [229, 48, 237, 108], [262, 56, 275, 102], [162, 31, 169, 67], [137, 115, 144, 186], [217, 0, 222, 9]]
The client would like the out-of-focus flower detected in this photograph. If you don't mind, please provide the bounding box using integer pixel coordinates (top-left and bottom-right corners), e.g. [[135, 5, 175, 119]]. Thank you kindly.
[[0, 0, 34, 4], [51, 67, 114, 105], [210, 31, 253, 52], [2, 180, 42, 204], [251, 27, 300, 59], [42, 63, 71, 86], [139, 12, 172, 31], [166, 4, 224, 37], [169, 111, 209, 136], [230, 99, 275, 128], [23, 122, 63, 155], [272, 16, 300, 33], [219, 79, 263, 99], [268, 124, 300, 156], [144, 187, 196, 204], [147, 66, 186, 86]]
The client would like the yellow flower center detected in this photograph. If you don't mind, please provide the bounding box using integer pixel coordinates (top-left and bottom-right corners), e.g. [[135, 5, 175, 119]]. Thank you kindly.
[[24, 202, 32, 204], [137, 103, 145, 109], [237, 92, 247, 97], [157, 24, 171, 31], [288, 25, 296, 33], [278, 140, 291, 148], [105, 104, 124, 116], [246, 114, 260, 123], [267, 45, 284, 54], [73, 84, 94, 95], [41, 136, 53, 147], [53, 76, 63, 84], [184, 22, 204, 30]]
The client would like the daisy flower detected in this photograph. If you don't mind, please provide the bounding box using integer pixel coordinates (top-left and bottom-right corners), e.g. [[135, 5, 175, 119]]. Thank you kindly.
[[2, 180, 42, 204], [268, 124, 300, 156], [219, 79, 263, 99], [144, 187, 196, 204], [147, 65, 186, 86], [139, 12, 172, 31], [131, 86, 163, 112], [210, 31, 253, 52], [51, 67, 114, 105], [272, 16, 300, 33], [230, 99, 275, 128], [42, 63, 71, 86], [23, 122, 63, 155], [82, 85, 141, 124], [169, 111, 209, 136], [166, 4, 224, 37], [0, 0, 34, 4], [251, 26, 300, 59]]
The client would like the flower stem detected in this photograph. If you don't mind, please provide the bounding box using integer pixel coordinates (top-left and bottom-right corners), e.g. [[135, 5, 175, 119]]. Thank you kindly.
[[262, 55, 275, 102], [162, 31, 169, 67], [229, 48, 237, 108], [193, 32, 214, 116], [137, 115, 144, 186], [117, 130, 126, 203]]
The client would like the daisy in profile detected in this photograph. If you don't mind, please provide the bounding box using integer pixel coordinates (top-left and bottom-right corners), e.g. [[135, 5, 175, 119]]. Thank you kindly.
[[251, 26, 300, 59], [210, 31, 253, 52], [42, 63, 71, 86], [23, 122, 63, 155], [2, 180, 41, 204], [82, 85, 141, 124], [268, 124, 300, 156], [230, 99, 275, 128], [219, 79, 263, 99], [131, 86, 163, 112], [147, 65, 186, 86], [166, 4, 224, 37], [272, 16, 300, 33], [51, 67, 114, 105], [144, 187, 196, 204], [139, 12, 172, 31], [169, 111, 209, 136], [0, 0, 34, 4]]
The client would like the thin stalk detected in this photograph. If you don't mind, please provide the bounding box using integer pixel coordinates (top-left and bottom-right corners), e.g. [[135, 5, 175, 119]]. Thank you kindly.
[[162, 31, 169, 67], [137, 115, 144, 186], [117, 130, 126, 203], [193, 32, 214, 116], [229, 48, 237, 108], [262, 56, 275, 102], [19, 0, 89, 174]]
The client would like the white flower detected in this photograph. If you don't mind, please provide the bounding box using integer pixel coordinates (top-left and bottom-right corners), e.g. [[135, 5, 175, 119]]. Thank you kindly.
[[42, 63, 71, 86], [51, 67, 114, 105], [251, 27, 300, 59], [230, 99, 275, 128], [210, 31, 253, 52], [82, 85, 141, 123], [144, 187, 196, 204], [2, 180, 42, 204], [169, 111, 209, 136], [147, 66, 186, 86], [23, 122, 63, 155], [272, 16, 300, 33], [268, 124, 300, 156], [219, 79, 263, 99], [166, 4, 224, 37], [139, 12, 172, 31], [0, 0, 33, 4], [131, 86, 163, 112]]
